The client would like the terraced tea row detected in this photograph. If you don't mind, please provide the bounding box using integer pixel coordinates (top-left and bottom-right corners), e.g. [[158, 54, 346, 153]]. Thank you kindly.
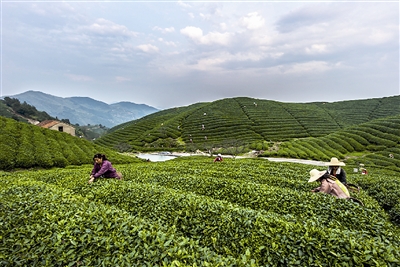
[[95, 96, 400, 153], [2, 158, 400, 266], [261, 115, 400, 170], [0, 178, 238, 266], [0, 117, 139, 170]]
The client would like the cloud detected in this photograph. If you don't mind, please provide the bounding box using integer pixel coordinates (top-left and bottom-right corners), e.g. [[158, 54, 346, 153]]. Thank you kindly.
[[275, 5, 336, 33], [240, 12, 265, 30], [153, 26, 175, 34], [199, 12, 211, 21], [305, 44, 328, 54], [65, 74, 93, 82], [81, 18, 138, 37], [115, 76, 131, 82], [136, 44, 159, 53], [266, 61, 343, 75], [177, 1, 191, 9], [3, 2, 398, 110], [158, 38, 177, 47], [220, 23, 227, 31], [180, 26, 232, 46]]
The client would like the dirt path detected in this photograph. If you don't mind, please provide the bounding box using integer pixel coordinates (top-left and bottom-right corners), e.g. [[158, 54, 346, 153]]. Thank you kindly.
[[171, 152, 326, 166], [263, 157, 326, 166]]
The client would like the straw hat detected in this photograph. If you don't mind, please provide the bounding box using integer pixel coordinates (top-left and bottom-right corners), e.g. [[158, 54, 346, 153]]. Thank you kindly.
[[325, 157, 345, 166], [308, 169, 327, 183], [217, 154, 222, 157]]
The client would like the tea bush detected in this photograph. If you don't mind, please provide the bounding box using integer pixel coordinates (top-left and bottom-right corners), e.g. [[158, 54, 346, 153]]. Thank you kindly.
[[0, 116, 139, 170], [1, 158, 399, 266]]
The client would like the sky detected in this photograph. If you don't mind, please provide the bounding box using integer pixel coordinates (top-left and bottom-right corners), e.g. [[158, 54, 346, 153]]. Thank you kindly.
[[1, 1, 399, 110]]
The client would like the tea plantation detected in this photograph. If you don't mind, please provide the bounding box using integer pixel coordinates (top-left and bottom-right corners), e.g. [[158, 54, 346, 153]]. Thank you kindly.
[[1, 157, 399, 266], [95, 96, 400, 153], [0, 116, 139, 170]]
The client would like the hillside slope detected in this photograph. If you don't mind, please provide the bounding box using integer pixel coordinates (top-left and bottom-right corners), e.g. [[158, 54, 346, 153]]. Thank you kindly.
[[260, 115, 400, 171], [0, 116, 140, 170], [95, 95, 400, 153]]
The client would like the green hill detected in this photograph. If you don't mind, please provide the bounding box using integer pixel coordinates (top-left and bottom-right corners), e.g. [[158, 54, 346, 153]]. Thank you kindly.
[[0, 116, 140, 170], [261, 115, 400, 170], [95, 95, 399, 150]]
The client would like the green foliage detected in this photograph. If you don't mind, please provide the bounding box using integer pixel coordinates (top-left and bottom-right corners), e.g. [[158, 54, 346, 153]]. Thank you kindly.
[[1, 158, 399, 266], [0, 179, 238, 266], [2, 97, 55, 122], [260, 116, 400, 171], [0, 116, 140, 170], [94, 96, 400, 164]]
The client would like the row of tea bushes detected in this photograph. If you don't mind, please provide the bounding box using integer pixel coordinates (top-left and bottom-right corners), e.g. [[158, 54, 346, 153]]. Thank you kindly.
[[260, 115, 400, 171], [75, 182, 400, 266], [95, 96, 400, 151], [0, 176, 242, 266], [0, 116, 139, 170], [122, 157, 400, 228], [4, 157, 400, 266], [351, 168, 400, 224]]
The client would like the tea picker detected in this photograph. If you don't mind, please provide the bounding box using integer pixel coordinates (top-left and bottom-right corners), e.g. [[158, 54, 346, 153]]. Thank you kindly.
[[309, 169, 364, 206]]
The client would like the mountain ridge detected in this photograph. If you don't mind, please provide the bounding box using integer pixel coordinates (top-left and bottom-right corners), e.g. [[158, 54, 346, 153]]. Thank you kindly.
[[6, 91, 159, 127]]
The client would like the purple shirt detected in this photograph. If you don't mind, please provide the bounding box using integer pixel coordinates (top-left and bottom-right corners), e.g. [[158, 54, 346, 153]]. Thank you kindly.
[[91, 160, 118, 178]]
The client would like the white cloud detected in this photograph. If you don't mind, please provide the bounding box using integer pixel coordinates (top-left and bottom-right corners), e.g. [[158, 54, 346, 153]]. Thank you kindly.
[[180, 26, 232, 46], [136, 44, 159, 53], [158, 38, 177, 47], [180, 26, 203, 40], [199, 12, 211, 20], [365, 27, 395, 45], [305, 44, 328, 54], [240, 12, 265, 30], [153, 26, 175, 34], [220, 23, 227, 31], [82, 18, 138, 37], [177, 1, 191, 8], [115, 76, 131, 82], [267, 61, 342, 75], [65, 74, 93, 82]]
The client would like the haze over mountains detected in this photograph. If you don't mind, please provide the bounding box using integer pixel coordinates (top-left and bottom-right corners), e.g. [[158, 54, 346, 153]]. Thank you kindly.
[[7, 91, 159, 127]]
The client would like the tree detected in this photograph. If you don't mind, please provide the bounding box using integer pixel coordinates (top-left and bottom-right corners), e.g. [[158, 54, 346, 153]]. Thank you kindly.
[[222, 139, 247, 159], [61, 118, 71, 124], [114, 142, 132, 153]]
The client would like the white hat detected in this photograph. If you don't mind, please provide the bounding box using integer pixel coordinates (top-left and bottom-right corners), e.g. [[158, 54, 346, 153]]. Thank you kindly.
[[308, 169, 327, 183], [217, 154, 222, 157], [325, 157, 345, 166]]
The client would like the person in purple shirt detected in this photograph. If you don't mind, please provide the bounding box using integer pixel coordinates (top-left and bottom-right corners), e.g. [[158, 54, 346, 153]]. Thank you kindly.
[[88, 154, 123, 184]]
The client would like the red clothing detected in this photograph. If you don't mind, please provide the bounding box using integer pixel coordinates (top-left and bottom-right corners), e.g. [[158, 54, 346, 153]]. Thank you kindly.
[[214, 156, 223, 162]]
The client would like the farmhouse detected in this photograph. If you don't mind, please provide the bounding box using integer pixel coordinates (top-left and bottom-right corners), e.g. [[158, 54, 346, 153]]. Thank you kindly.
[[37, 120, 75, 136]]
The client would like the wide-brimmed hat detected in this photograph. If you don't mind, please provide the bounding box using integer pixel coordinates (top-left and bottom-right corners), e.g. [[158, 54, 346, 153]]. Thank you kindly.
[[325, 157, 345, 166], [217, 154, 222, 157], [308, 169, 327, 183]]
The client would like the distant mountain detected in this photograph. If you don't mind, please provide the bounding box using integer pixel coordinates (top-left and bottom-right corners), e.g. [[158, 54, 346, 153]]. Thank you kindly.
[[7, 91, 159, 127]]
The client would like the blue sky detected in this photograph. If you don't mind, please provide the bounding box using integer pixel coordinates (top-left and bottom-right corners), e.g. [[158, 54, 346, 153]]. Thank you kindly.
[[2, 1, 399, 109]]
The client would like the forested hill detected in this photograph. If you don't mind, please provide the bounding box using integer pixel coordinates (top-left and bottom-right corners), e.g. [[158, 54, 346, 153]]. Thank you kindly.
[[95, 95, 400, 151]]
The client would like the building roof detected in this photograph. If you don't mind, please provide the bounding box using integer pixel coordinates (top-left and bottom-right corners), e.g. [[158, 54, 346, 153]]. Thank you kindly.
[[37, 120, 62, 128]]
